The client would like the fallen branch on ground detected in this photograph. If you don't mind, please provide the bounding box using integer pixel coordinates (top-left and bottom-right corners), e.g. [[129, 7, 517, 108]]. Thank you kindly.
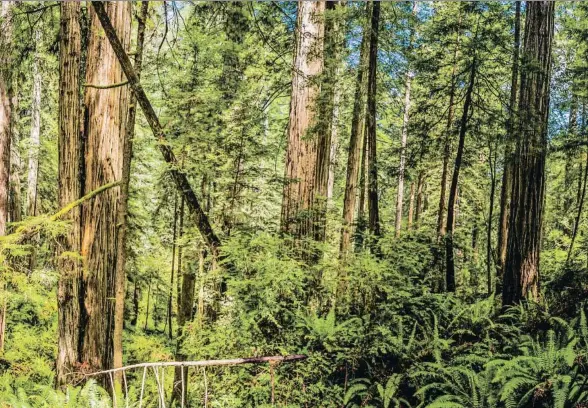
[[85, 354, 308, 377]]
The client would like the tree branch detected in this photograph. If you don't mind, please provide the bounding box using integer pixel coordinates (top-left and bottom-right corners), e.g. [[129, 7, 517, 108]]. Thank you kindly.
[[84, 80, 129, 89]]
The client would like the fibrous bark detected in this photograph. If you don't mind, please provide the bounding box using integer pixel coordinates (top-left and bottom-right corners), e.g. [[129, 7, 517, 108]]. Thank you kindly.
[[56, 0, 83, 387], [281, 1, 326, 242], [503, 0, 554, 306], [80, 0, 131, 372], [497, 1, 521, 277]]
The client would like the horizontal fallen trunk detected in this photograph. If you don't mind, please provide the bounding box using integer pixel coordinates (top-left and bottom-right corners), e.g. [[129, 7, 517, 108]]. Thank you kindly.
[[85, 354, 308, 377]]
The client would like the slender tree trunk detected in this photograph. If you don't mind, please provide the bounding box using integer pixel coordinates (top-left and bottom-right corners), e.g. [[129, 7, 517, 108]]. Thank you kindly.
[[445, 56, 477, 293], [487, 143, 497, 295], [27, 27, 42, 273], [415, 171, 424, 225], [366, 0, 381, 244], [172, 199, 194, 405], [113, 0, 147, 387], [176, 196, 184, 314], [313, 1, 342, 243], [0, 1, 13, 238], [564, 96, 578, 218], [497, 1, 521, 277], [166, 192, 179, 340], [27, 27, 42, 219], [130, 280, 139, 327], [407, 181, 415, 230], [327, 86, 340, 205], [355, 123, 368, 250], [80, 1, 131, 373], [9, 78, 20, 226], [503, 1, 554, 306], [340, 1, 371, 256], [395, 2, 417, 238], [144, 278, 151, 332], [437, 13, 462, 242], [280, 1, 326, 241], [567, 138, 588, 265], [56, 0, 83, 388]]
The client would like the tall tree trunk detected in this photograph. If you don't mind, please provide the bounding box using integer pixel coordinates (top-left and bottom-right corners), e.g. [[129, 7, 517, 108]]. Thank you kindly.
[[27, 27, 42, 273], [407, 181, 415, 230], [497, 1, 521, 277], [9, 78, 20, 226], [27, 27, 42, 219], [313, 1, 342, 243], [355, 123, 368, 250], [340, 1, 371, 256], [503, 1, 554, 306], [487, 142, 498, 295], [166, 192, 179, 340], [445, 56, 477, 293], [172, 199, 195, 406], [415, 171, 424, 225], [0, 1, 13, 238], [394, 2, 417, 238], [113, 0, 147, 387], [366, 0, 381, 244], [280, 1, 326, 241], [566, 148, 588, 265], [437, 12, 462, 242], [56, 0, 83, 388], [327, 83, 340, 205], [80, 1, 131, 372]]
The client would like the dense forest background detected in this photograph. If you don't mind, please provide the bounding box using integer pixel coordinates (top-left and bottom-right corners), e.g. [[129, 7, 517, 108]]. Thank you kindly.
[[1, 0, 588, 407]]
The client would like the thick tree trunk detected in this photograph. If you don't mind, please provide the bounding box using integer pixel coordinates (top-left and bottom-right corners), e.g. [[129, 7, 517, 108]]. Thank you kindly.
[[497, 1, 521, 277], [366, 0, 381, 244], [503, 1, 554, 306], [113, 0, 148, 387], [340, 1, 371, 256], [445, 56, 477, 293], [56, 0, 83, 388], [80, 1, 131, 372], [280, 1, 326, 241]]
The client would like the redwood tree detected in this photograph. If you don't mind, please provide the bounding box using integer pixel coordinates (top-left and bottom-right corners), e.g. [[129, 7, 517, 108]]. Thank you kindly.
[[56, 0, 83, 387], [503, 0, 554, 306], [281, 1, 326, 243], [80, 1, 131, 372]]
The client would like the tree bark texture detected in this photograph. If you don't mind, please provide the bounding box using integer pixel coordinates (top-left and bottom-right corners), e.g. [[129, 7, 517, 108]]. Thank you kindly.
[[503, 1, 554, 306]]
